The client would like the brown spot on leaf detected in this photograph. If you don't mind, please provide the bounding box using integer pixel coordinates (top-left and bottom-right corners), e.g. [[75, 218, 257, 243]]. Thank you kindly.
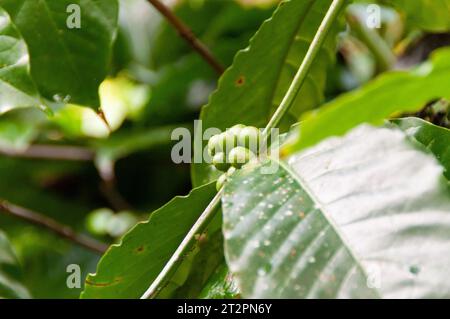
[[290, 249, 297, 257], [136, 246, 145, 253], [235, 75, 245, 86], [195, 233, 208, 247], [85, 277, 122, 287]]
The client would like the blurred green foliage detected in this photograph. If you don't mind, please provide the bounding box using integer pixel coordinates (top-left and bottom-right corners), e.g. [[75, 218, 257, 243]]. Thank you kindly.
[[0, 0, 449, 299]]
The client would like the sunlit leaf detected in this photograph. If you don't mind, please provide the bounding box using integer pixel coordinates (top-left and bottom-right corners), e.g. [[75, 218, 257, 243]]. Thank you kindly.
[[387, 0, 450, 32], [287, 48, 450, 153], [223, 125, 450, 298]]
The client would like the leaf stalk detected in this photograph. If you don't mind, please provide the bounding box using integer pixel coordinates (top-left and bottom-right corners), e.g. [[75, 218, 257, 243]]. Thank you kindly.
[[263, 0, 347, 138]]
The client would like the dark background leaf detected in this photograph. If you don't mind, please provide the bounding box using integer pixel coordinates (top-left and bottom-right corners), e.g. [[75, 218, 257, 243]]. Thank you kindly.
[[0, 0, 119, 108]]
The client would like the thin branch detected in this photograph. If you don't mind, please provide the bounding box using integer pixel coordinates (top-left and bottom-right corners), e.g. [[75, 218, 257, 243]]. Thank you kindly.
[[146, 0, 224, 74], [0, 144, 94, 161], [0, 200, 108, 255], [96, 159, 133, 211], [100, 180, 133, 212], [141, 0, 346, 299]]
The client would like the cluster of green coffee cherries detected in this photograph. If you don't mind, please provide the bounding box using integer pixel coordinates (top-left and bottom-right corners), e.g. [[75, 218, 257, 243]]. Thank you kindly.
[[208, 124, 261, 190]]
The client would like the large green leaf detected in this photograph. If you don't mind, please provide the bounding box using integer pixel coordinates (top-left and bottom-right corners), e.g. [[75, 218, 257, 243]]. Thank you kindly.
[[287, 48, 450, 153], [143, 0, 273, 126], [81, 182, 216, 298], [386, 0, 450, 32], [223, 125, 450, 298], [0, 0, 119, 108], [192, 0, 341, 186], [0, 230, 30, 298], [0, 7, 41, 114], [394, 117, 450, 179], [169, 225, 225, 299]]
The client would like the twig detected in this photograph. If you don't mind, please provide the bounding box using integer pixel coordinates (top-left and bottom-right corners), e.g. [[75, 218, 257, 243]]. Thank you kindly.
[[0, 144, 94, 161], [140, 0, 346, 299], [146, 0, 224, 74], [100, 181, 133, 212], [0, 200, 108, 254], [96, 159, 133, 211]]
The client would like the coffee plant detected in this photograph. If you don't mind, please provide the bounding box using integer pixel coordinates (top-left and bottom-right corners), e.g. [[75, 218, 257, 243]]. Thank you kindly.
[[0, 0, 449, 299]]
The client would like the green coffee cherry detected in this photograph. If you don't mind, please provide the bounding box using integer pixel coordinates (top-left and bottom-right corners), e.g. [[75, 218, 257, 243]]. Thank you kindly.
[[228, 146, 255, 168], [220, 131, 238, 153], [228, 124, 245, 138], [212, 152, 230, 172], [238, 126, 261, 153], [226, 166, 237, 177], [207, 134, 222, 156], [208, 125, 261, 173], [216, 173, 228, 191]]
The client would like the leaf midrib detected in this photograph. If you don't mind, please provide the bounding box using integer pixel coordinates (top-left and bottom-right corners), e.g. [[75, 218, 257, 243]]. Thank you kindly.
[[275, 157, 383, 298]]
